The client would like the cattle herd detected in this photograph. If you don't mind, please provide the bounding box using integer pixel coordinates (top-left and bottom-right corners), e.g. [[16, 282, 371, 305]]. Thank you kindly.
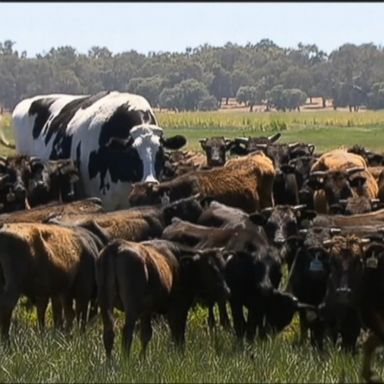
[[1, 91, 384, 382]]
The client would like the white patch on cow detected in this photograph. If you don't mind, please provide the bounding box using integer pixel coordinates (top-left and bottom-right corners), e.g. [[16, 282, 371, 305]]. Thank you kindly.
[[131, 124, 163, 183], [211, 147, 222, 161]]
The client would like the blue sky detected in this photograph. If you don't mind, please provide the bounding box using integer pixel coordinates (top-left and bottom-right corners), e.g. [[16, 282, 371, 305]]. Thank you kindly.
[[0, 2, 383, 57]]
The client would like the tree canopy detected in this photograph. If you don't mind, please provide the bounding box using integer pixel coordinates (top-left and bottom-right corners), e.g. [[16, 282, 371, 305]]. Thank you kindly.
[[1, 39, 384, 111]]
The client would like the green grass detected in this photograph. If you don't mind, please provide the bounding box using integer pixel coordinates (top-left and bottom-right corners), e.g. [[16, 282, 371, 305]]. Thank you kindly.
[[157, 110, 384, 152], [2, 110, 384, 382], [0, 304, 378, 383]]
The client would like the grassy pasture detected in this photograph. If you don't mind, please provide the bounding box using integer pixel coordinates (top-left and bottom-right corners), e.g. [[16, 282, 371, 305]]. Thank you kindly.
[[1, 110, 384, 382]]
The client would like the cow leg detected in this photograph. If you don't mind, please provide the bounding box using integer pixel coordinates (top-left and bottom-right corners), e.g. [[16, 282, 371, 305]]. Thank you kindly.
[[51, 296, 64, 330], [229, 300, 246, 341], [299, 312, 309, 344], [63, 297, 75, 332], [100, 306, 115, 360], [35, 296, 49, 332], [207, 305, 216, 330], [139, 315, 153, 359], [168, 305, 189, 351], [311, 319, 325, 351], [362, 332, 383, 383], [121, 313, 136, 358], [0, 285, 20, 343], [341, 318, 360, 354], [218, 300, 231, 330], [75, 297, 89, 333], [246, 308, 260, 343], [88, 297, 98, 323]]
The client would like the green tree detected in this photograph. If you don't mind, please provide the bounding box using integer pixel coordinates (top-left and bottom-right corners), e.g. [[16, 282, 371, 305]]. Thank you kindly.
[[282, 88, 307, 111], [236, 85, 262, 112], [197, 95, 219, 111]]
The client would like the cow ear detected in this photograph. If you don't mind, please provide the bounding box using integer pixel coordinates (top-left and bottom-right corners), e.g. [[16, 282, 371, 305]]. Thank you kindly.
[[163, 135, 187, 150], [349, 176, 366, 188], [308, 144, 315, 154], [199, 139, 207, 150]]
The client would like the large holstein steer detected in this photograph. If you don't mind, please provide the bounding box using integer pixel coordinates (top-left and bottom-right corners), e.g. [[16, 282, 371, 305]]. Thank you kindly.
[[128, 152, 275, 213], [0, 222, 109, 340], [309, 149, 379, 214], [96, 239, 229, 359], [11, 91, 186, 210]]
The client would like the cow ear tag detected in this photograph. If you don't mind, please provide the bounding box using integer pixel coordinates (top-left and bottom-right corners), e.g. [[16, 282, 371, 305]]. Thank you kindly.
[[309, 259, 324, 272], [366, 256, 378, 269]]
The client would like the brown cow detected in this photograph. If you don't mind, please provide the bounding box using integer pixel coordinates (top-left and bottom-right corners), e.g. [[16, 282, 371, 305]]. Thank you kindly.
[[0, 197, 103, 225], [199, 136, 233, 167], [309, 149, 378, 213], [0, 222, 108, 340], [128, 151, 275, 213], [96, 239, 229, 359]]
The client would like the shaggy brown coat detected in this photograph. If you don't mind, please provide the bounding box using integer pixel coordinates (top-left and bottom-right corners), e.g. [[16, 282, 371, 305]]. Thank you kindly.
[[129, 151, 275, 213]]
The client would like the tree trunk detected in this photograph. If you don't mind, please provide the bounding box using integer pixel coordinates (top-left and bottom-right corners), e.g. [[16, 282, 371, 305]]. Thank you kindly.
[[225, 97, 229, 105], [322, 97, 326, 108], [349, 105, 352, 112], [249, 104, 253, 112], [297, 106, 300, 112], [309, 97, 312, 103]]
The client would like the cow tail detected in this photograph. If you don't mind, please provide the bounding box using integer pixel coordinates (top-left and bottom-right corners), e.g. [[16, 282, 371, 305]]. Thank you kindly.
[[97, 241, 120, 330]]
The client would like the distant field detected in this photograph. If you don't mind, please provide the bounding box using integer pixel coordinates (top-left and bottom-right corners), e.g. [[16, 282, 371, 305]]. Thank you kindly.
[[1, 110, 384, 382], [3, 109, 384, 155], [158, 110, 384, 152]]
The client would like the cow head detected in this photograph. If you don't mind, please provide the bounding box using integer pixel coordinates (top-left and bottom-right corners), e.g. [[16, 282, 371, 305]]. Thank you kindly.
[[178, 245, 230, 304], [26, 157, 51, 206], [46, 159, 80, 202], [254, 143, 292, 175], [230, 133, 281, 155], [362, 240, 384, 291], [161, 193, 203, 225], [323, 235, 368, 309], [2, 155, 33, 210], [288, 155, 317, 189], [199, 137, 233, 167], [100, 124, 186, 185], [249, 205, 307, 248], [308, 167, 365, 208], [128, 181, 167, 206], [289, 143, 316, 160]]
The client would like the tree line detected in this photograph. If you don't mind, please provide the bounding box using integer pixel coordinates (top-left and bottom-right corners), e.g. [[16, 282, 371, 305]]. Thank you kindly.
[[1, 39, 384, 112]]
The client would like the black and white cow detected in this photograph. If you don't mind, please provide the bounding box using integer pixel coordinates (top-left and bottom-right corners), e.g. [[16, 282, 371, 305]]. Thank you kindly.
[[11, 91, 186, 210]]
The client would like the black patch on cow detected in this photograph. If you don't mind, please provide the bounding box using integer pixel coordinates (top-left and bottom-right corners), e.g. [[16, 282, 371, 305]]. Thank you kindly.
[[98, 103, 156, 147], [87, 102, 158, 192], [28, 97, 59, 139], [46, 96, 94, 159], [80, 91, 110, 110], [88, 147, 143, 194]]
